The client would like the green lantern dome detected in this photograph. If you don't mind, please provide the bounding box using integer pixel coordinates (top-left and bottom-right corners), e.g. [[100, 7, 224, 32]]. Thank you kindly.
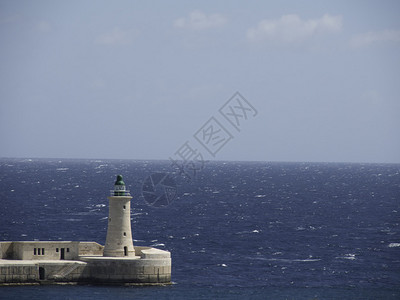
[[113, 175, 128, 196], [114, 175, 125, 186]]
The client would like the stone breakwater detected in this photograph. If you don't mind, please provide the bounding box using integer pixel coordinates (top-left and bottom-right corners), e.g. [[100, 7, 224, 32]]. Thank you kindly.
[[0, 242, 171, 286]]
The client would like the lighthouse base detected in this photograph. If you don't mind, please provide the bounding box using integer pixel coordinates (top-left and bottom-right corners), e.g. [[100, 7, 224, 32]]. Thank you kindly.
[[0, 242, 171, 286]]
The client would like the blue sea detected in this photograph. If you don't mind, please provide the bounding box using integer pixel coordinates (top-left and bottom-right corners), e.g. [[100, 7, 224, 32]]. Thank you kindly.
[[0, 158, 399, 299]]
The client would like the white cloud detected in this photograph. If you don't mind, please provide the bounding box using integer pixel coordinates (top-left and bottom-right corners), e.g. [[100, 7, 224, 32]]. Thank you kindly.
[[247, 14, 342, 43], [95, 27, 137, 45], [36, 21, 51, 32], [351, 29, 400, 47], [174, 10, 227, 30], [89, 78, 106, 89]]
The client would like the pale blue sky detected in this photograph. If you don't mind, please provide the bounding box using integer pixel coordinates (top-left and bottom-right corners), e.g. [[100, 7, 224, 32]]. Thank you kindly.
[[1, 0, 399, 163]]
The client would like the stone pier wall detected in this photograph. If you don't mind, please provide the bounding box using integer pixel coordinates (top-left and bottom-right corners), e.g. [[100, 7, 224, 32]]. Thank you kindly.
[[0, 247, 171, 286], [0, 263, 38, 284]]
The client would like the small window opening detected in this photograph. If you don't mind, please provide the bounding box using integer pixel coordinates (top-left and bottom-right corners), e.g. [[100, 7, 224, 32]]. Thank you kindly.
[[123, 232, 126, 236], [124, 246, 128, 256], [67, 248, 70, 253], [56, 248, 59, 252], [42, 248, 45, 255], [37, 248, 41, 255], [34, 248, 36, 255], [123, 205, 126, 210]]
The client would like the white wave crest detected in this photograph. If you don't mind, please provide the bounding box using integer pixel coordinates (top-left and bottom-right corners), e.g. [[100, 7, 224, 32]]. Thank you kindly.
[[56, 168, 69, 171]]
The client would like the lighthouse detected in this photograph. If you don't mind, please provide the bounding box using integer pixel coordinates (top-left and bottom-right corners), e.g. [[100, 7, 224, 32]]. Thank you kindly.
[[1, 173, 172, 285], [103, 175, 135, 257]]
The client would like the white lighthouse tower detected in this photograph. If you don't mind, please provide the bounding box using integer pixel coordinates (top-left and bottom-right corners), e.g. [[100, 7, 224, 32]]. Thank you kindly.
[[103, 175, 135, 257]]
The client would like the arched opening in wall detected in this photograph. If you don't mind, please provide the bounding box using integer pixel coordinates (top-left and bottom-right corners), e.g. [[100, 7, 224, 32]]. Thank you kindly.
[[39, 267, 45, 280], [124, 246, 128, 256]]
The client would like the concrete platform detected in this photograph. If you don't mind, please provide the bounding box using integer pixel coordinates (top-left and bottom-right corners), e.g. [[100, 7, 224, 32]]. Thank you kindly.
[[0, 246, 171, 286]]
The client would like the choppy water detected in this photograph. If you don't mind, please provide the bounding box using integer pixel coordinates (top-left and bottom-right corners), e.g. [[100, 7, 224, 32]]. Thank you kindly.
[[0, 158, 399, 299]]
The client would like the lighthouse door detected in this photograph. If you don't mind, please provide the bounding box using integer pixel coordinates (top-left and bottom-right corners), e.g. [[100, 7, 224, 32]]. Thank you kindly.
[[39, 267, 45, 280], [60, 248, 65, 260]]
